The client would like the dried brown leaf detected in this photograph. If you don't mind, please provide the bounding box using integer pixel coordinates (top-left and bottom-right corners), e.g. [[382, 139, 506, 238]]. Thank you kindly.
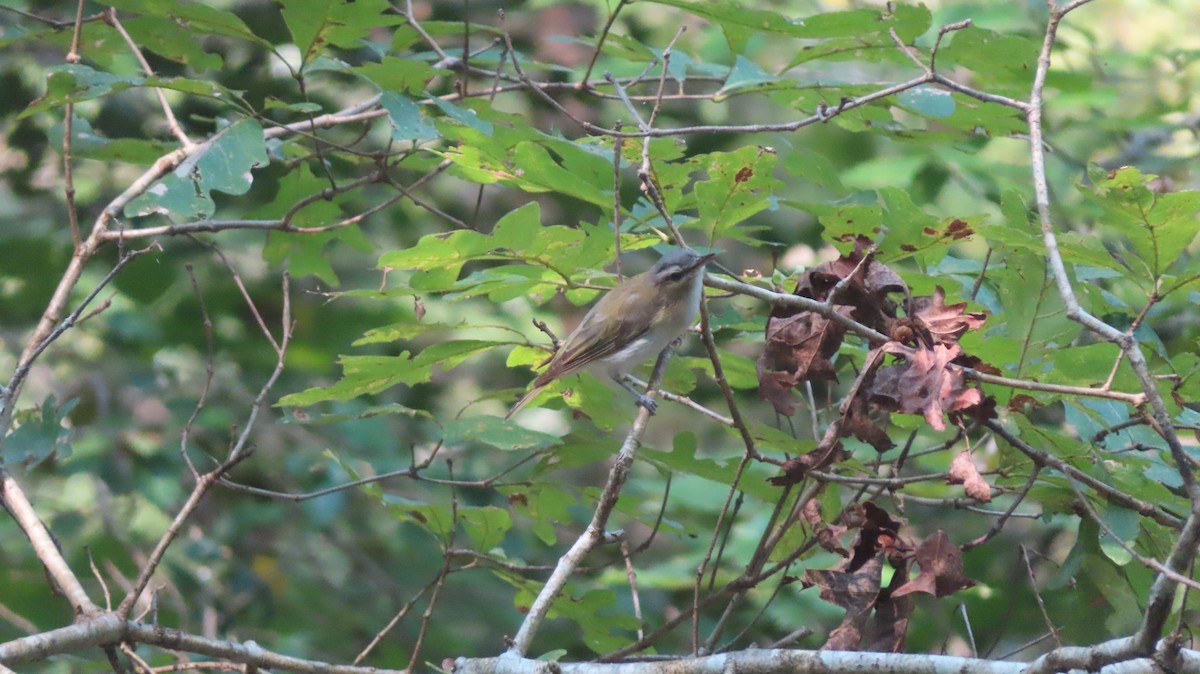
[[805, 556, 883, 651], [848, 502, 906, 572], [823, 624, 863, 652], [757, 310, 846, 415], [803, 499, 850, 558], [907, 286, 987, 345], [891, 530, 977, 599], [757, 236, 909, 415], [947, 450, 993, 503], [867, 562, 912, 653], [871, 343, 990, 432], [843, 396, 895, 452]]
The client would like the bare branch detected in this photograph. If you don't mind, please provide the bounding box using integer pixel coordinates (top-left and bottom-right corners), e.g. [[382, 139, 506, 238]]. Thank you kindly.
[[459, 641, 1200, 674], [103, 9, 193, 147], [0, 472, 100, 616], [506, 346, 675, 656]]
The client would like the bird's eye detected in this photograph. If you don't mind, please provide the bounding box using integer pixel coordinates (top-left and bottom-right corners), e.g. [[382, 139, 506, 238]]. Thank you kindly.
[[667, 268, 687, 282]]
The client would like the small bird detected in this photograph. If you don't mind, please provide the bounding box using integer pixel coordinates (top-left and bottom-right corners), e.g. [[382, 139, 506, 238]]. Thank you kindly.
[[506, 249, 717, 419]]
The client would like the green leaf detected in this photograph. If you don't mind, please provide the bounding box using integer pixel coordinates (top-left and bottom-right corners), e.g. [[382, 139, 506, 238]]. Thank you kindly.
[[379, 91, 439, 141], [938, 27, 1037, 88], [385, 495, 456, 541], [716, 56, 777, 99], [3, 395, 78, 466], [785, 35, 921, 71], [443, 417, 562, 452], [277, 354, 432, 406], [21, 64, 140, 118], [125, 119, 267, 219], [378, 230, 491, 292], [640, 432, 776, 501], [978, 190, 1125, 273], [498, 483, 576, 545], [460, 506, 512, 551], [121, 16, 224, 70], [1098, 503, 1138, 566], [281, 0, 399, 65], [491, 202, 541, 251], [898, 86, 955, 118], [545, 587, 641, 654], [432, 98, 494, 136], [51, 116, 176, 164], [781, 147, 847, 194], [694, 146, 781, 241], [413, 339, 511, 370], [647, 1, 929, 41], [508, 141, 611, 207], [1086, 166, 1200, 278], [992, 249, 1077, 362], [105, 0, 266, 44], [355, 56, 447, 94], [791, 199, 883, 245], [257, 163, 373, 284], [877, 187, 956, 263]]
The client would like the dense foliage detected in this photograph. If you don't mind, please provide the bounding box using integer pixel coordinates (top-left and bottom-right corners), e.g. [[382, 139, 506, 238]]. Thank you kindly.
[[1, 0, 1199, 672]]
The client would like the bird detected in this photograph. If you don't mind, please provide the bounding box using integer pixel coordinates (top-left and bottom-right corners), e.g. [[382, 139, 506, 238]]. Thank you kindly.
[[505, 248, 717, 419]]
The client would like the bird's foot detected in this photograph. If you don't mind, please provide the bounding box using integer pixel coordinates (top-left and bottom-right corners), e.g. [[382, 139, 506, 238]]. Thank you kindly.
[[635, 395, 658, 415]]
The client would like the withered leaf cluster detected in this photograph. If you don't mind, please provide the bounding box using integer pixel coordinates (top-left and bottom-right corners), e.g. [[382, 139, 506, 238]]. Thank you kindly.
[[798, 502, 977, 652], [759, 236, 996, 486], [757, 237, 905, 416]]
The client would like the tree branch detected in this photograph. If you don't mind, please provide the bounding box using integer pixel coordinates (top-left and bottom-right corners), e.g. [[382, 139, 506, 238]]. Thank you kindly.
[[506, 346, 675, 656], [457, 642, 1200, 674]]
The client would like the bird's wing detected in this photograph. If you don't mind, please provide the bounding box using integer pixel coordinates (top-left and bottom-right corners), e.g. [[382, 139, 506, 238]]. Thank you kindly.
[[533, 284, 658, 385]]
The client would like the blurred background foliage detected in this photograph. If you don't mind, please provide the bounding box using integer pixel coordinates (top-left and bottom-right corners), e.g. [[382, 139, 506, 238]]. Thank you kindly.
[[1, 0, 1199, 670]]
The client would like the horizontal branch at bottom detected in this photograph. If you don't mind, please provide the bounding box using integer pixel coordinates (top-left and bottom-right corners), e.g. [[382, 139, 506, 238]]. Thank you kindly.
[[5, 616, 1198, 674], [454, 644, 1200, 674], [0, 612, 404, 673]]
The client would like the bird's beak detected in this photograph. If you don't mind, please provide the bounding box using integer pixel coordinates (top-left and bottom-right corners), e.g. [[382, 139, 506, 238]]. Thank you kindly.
[[685, 252, 718, 274]]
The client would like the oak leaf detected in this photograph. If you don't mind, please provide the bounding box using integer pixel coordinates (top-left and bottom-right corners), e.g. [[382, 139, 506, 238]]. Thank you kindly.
[[891, 530, 977, 598], [871, 343, 985, 432], [907, 286, 986, 345]]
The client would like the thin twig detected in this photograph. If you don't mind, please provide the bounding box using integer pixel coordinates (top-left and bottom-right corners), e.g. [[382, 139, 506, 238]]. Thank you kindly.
[[405, 461, 460, 673], [104, 9, 193, 147], [60, 0, 87, 250], [612, 121, 625, 279], [963, 466, 1042, 550], [1021, 545, 1063, 648], [620, 541, 645, 641], [353, 584, 433, 665], [704, 274, 1148, 405], [580, 0, 630, 88], [506, 346, 675, 656], [986, 420, 1182, 529], [0, 472, 100, 615], [179, 265, 214, 480]]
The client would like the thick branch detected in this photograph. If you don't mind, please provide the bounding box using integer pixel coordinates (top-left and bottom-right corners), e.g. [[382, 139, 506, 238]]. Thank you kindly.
[[457, 643, 1200, 674], [0, 473, 99, 616], [1020, 0, 1198, 652], [0, 612, 407, 672]]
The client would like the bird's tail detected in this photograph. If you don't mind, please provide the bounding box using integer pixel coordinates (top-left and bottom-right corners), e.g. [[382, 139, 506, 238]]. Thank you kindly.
[[505, 384, 547, 420]]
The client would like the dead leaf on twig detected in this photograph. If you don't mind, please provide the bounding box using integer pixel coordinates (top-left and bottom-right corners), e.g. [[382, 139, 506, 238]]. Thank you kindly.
[[757, 236, 907, 416], [906, 286, 987, 346], [947, 450, 993, 502], [891, 530, 977, 599], [871, 342, 988, 432]]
